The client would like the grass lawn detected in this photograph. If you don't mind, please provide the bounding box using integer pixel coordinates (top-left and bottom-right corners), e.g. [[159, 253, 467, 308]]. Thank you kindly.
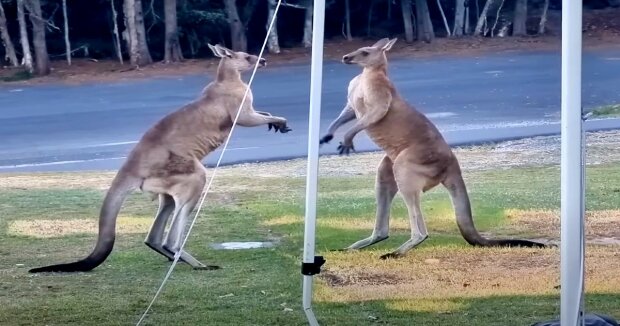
[[2, 136, 620, 325]]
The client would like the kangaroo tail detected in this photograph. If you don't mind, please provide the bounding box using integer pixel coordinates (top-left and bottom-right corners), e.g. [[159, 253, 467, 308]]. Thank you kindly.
[[444, 172, 546, 248], [29, 171, 141, 273]]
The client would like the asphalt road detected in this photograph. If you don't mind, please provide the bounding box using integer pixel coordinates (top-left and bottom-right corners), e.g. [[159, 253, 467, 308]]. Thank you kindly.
[[1, 48, 620, 173]]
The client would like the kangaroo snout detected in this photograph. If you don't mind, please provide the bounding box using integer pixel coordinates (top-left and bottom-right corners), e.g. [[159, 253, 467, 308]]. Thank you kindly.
[[342, 55, 353, 64], [259, 58, 267, 67]]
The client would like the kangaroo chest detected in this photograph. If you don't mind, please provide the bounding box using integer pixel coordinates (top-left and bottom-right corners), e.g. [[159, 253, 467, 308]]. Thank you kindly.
[[346, 74, 405, 158], [347, 76, 371, 117]]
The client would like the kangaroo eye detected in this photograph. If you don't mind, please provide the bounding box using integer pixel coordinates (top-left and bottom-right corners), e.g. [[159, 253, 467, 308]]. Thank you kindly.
[[361, 51, 369, 56], [246, 55, 251, 61]]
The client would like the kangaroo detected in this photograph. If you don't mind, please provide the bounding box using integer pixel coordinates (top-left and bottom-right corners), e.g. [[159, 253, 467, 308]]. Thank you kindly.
[[29, 44, 292, 273], [320, 38, 545, 259]]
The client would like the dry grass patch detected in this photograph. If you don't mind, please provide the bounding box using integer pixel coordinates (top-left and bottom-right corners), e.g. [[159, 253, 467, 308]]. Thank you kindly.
[[0, 172, 116, 190], [316, 246, 620, 303], [263, 214, 461, 232], [264, 215, 409, 231], [503, 209, 620, 242], [7, 216, 152, 238]]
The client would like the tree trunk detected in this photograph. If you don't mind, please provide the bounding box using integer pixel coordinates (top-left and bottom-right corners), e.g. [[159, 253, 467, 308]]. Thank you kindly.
[[62, 0, 71, 65], [490, 0, 505, 37], [512, 0, 527, 36], [367, 0, 376, 37], [223, 0, 246, 51], [344, 0, 352, 40], [16, 0, 32, 72], [27, 0, 50, 75], [123, 0, 138, 65], [164, 0, 183, 62], [453, 0, 465, 36], [538, 0, 549, 34], [474, 0, 494, 36], [0, 0, 18, 66], [415, 0, 434, 42], [302, 1, 312, 48], [266, 0, 280, 53], [464, 6, 470, 34], [134, 0, 153, 65], [110, 0, 123, 64], [401, 0, 414, 42], [437, 0, 451, 36]]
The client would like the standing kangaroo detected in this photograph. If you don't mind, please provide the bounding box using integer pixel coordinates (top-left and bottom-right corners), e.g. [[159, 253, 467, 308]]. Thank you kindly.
[[29, 44, 291, 273], [320, 38, 545, 259]]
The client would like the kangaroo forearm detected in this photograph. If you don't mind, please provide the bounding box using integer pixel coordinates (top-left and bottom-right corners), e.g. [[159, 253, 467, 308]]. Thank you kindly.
[[326, 107, 356, 135], [255, 110, 272, 117], [236, 111, 284, 127]]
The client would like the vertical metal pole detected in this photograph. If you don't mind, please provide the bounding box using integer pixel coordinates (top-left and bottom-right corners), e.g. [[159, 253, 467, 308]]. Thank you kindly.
[[560, 0, 584, 324], [302, 0, 325, 325]]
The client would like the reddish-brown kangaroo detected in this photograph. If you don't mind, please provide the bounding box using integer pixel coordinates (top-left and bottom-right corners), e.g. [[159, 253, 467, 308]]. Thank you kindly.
[[30, 44, 292, 273], [320, 38, 545, 259]]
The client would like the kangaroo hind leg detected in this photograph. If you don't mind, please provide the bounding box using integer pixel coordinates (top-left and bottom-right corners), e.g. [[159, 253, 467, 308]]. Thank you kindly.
[[144, 194, 176, 261], [345, 155, 398, 251], [163, 172, 220, 270], [380, 160, 430, 259]]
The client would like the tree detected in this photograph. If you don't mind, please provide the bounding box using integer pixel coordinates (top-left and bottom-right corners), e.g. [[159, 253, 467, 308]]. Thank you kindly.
[[512, 0, 527, 36], [134, 0, 152, 64], [16, 0, 32, 72], [415, 0, 435, 42], [123, 0, 139, 65], [453, 0, 465, 36], [436, 0, 451, 36], [27, 0, 51, 75], [110, 0, 123, 64], [302, 0, 312, 47], [538, 0, 549, 34], [474, 0, 495, 36], [164, 0, 183, 62], [223, 0, 246, 51], [123, 0, 152, 66], [0, 0, 19, 66], [266, 0, 280, 53], [343, 0, 352, 41], [62, 0, 71, 65], [401, 0, 414, 42]]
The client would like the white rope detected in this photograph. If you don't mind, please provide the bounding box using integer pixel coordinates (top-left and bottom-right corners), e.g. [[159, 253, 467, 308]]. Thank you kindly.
[[135, 1, 282, 324]]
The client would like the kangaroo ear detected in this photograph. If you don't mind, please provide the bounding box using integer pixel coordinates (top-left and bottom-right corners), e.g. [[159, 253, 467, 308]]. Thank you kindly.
[[371, 38, 390, 49], [208, 44, 233, 58], [214, 44, 234, 58], [208, 44, 223, 58], [382, 38, 398, 52]]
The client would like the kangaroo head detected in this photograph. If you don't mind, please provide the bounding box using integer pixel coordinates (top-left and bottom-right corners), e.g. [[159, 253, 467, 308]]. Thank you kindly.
[[342, 38, 397, 67], [208, 44, 266, 72]]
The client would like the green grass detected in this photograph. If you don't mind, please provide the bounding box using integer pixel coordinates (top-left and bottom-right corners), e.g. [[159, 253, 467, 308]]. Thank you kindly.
[[590, 104, 620, 118], [1, 164, 620, 325]]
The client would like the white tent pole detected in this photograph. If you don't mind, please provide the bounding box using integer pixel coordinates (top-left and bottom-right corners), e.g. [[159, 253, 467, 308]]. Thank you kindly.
[[302, 0, 325, 325], [560, 0, 584, 324]]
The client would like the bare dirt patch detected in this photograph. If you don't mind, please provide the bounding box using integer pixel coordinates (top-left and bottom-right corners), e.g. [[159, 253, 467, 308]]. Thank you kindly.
[[501, 209, 620, 243], [7, 216, 151, 238], [321, 269, 404, 287], [316, 246, 620, 303]]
